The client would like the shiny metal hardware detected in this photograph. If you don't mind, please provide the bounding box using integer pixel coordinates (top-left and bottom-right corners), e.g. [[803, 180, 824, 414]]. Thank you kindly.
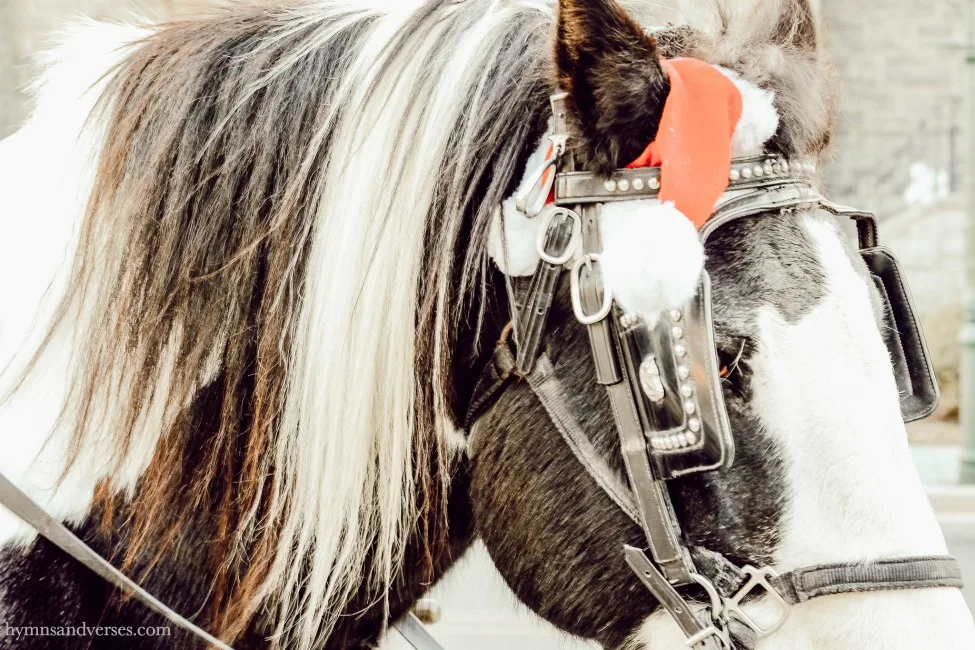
[[685, 625, 731, 650], [535, 207, 581, 265], [570, 254, 613, 325], [722, 566, 791, 639], [639, 354, 666, 402], [515, 131, 566, 217]]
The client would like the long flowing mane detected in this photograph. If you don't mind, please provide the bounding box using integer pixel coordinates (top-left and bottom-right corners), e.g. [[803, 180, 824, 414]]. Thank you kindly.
[[8, 0, 551, 646]]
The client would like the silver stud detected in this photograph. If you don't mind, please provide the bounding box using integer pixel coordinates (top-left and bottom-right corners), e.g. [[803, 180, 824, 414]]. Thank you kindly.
[[771, 163, 781, 175], [753, 165, 764, 177], [764, 163, 774, 176], [677, 432, 690, 447], [649, 176, 661, 190], [741, 167, 753, 180], [688, 418, 701, 433], [618, 178, 630, 192], [683, 400, 696, 415], [604, 179, 617, 192], [671, 309, 682, 322], [680, 383, 694, 398], [781, 160, 790, 173], [677, 364, 690, 380], [674, 344, 687, 358], [632, 177, 645, 191], [685, 430, 698, 445], [639, 355, 666, 403], [729, 168, 741, 182], [668, 435, 679, 450], [672, 326, 684, 339]]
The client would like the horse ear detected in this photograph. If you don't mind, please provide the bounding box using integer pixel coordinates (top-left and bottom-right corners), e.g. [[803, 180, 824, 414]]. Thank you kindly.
[[555, 0, 671, 174]]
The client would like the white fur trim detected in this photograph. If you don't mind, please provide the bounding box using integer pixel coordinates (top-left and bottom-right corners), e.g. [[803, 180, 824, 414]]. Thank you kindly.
[[600, 201, 704, 318], [488, 133, 553, 276], [722, 67, 779, 158], [488, 201, 545, 277]]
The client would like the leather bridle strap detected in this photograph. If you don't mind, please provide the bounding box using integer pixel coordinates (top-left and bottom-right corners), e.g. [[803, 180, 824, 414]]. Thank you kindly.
[[0, 472, 446, 650], [574, 203, 696, 585], [692, 546, 964, 606]]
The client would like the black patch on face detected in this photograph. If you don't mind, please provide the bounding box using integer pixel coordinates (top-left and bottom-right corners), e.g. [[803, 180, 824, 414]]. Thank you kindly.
[[555, 0, 671, 174]]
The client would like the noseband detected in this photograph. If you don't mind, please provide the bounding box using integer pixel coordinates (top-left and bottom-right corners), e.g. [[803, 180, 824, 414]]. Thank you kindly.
[[465, 94, 959, 650]]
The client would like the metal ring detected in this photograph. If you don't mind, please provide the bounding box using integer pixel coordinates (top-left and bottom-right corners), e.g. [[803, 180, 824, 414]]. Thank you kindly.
[[515, 139, 564, 218], [515, 161, 556, 217], [570, 254, 613, 325], [690, 573, 725, 623], [535, 207, 581, 266], [722, 566, 791, 639]]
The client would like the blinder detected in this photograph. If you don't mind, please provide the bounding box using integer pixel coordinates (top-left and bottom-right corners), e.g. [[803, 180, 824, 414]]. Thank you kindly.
[[550, 167, 940, 482]]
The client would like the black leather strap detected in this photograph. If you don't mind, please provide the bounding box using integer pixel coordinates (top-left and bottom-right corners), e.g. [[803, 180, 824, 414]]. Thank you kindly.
[[515, 212, 576, 374], [575, 204, 695, 585]]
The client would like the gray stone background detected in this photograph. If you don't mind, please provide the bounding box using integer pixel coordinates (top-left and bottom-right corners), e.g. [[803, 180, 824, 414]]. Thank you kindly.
[[0, 0, 969, 441]]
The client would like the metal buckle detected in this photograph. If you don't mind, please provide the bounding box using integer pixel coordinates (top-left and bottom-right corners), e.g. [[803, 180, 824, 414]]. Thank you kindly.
[[687, 573, 732, 649], [535, 207, 581, 265], [515, 139, 564, 217], [722, 566, 791, 639], [570, 254, 613, 325]]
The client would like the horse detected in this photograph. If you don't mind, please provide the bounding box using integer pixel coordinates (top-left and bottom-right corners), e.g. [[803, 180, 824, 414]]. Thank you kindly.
[[0, 0, 973, 648]]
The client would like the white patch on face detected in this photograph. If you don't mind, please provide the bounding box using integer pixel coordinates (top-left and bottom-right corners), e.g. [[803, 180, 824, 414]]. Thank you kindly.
[[752, 215, 946, 565], [631, 213, 975, 648]]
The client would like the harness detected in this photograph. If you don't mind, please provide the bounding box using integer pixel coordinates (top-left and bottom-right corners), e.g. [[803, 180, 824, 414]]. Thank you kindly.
[[464, 93, 959, 650], [0, 92, 959, 650]]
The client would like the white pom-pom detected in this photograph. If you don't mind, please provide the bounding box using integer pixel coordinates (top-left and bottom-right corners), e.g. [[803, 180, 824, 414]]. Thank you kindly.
[[600, 200, 704, 320], [718, 67, 779, 157], [487, 200, 545, 277]]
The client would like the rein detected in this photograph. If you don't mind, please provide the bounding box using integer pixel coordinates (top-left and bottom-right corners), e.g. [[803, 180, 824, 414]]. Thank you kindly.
[[464, 94, 962, 650], [0, 471, 444, 649]]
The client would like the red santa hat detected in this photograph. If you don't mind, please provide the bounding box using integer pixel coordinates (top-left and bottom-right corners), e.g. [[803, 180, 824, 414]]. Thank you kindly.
[[489, 60, 779, 319]]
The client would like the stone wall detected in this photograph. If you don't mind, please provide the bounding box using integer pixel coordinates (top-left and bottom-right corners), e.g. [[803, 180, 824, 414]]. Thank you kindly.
[[0, 0, 188, 138], [822, 0, 968, 216]]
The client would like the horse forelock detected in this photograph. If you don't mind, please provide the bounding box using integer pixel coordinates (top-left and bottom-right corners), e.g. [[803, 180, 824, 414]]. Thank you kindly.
[[9, 0, 550, 647]]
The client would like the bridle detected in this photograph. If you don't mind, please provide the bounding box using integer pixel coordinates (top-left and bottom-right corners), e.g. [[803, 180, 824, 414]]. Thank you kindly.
[[0, 92, 962, 650], [464, 93, 961, 650]]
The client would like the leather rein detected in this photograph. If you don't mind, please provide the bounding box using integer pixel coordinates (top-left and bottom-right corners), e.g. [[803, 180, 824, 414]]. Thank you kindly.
[[463, 94, 965, 650]]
